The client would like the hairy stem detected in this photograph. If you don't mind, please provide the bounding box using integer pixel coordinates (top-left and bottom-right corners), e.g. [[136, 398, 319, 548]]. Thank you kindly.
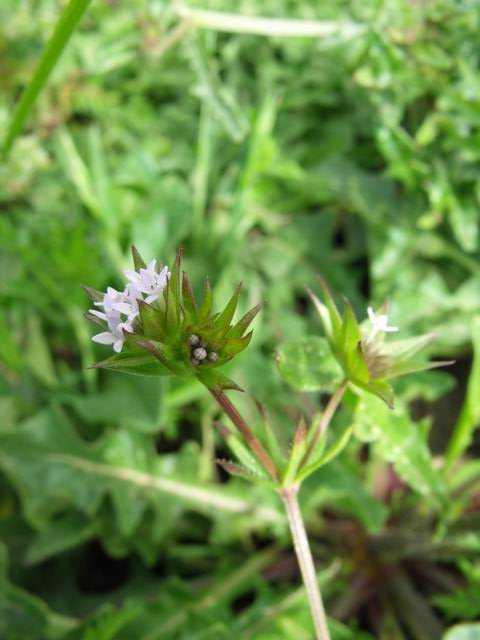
[[209, 388, 278, 481], [301, 380, 348, 467], [281, 485, 331, 640]]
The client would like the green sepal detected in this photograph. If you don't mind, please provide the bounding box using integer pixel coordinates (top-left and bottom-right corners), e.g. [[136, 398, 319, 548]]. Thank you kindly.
[[169, 247, 183, 309], [383, 358, 454, 381], [163, 280, 178, 335], [317, 277, 342, 343], [197, 277, 213, 324], [182, 271, 198, 316], [131, 245, 147, 271], [227, 301, 264, 339], [383, 334, 435, 360], [212, 283, 242, 332], [222, 332, 253, 358], [347, 343, 370, 384], [341, 299, 362, 353], [84, 312, 105, 328], [91, 352, 172, 377], [81, 284, 104, 303]]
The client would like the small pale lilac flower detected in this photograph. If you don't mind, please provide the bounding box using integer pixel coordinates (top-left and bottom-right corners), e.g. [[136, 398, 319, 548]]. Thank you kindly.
[[367, 306, 399, 341], [124, 260, 171, 304], [89, 259, 170, 353], [91, 314, 134, 353]]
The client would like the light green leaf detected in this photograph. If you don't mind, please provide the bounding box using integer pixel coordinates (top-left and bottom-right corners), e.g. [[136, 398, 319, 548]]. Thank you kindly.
[[276, 336, 343, 391]]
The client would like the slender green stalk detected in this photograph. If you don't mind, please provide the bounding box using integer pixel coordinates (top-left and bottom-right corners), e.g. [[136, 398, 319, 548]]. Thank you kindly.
[[301, 380, 348, 467], [281, 485, 331, 640], [209, 388, 278, 481]]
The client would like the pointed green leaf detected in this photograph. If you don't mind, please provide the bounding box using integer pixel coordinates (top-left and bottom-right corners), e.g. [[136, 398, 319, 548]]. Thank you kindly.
[[212, 283, 242, 332], [283, 416, 308, 486], [253, 398, 286, 470], [383, 334, 435, 360], [81, 284, 104, 303], [197, 277, 213, 324], [317, 277, 342, 342], [216, 425, 269, 480], [169, 247, 183, 309], [92, 352, 173, 377], [298, 425, 353, 482], [222, 332, 253, 358], [182, 271, 198, 316], [347, 343, 370, 383], [227, 301, 264, 339], [353, 378, 395, 408], [341, 299, 361, 353], [384, 358, 453, 380], [216, 459, 274, 488], [131, 245, 147, 271]]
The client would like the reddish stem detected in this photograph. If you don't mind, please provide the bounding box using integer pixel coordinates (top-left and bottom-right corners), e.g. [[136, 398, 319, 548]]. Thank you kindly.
[[209, 388, 278, 482]]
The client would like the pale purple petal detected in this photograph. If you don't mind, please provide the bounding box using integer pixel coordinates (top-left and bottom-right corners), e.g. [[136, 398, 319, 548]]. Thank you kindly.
[[92, 332, 116, 345]]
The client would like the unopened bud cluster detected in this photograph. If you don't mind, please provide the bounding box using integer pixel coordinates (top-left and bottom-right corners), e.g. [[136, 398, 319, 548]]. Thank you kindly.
[[188, 334, 218, 366]]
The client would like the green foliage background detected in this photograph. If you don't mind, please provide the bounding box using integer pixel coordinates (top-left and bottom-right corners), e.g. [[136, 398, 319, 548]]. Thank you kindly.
[[1, 1, 480, 638]]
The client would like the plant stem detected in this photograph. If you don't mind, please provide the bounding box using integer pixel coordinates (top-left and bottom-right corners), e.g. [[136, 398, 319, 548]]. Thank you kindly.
[[301, 380, 348, 467], [209, 388, 279, 481], [281, 485, 331, 640]]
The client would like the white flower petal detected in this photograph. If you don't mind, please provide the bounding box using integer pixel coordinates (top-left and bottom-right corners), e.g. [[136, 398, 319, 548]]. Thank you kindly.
[[92, 332, 116, 345]]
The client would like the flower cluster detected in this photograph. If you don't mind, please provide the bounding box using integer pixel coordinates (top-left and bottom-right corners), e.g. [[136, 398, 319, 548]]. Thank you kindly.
[[84, 248, 262, 391], [307, 279, 449, 407], [88, 259, 170, 353]]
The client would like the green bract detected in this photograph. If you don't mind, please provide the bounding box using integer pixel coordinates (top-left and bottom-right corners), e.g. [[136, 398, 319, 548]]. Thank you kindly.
[[308, 279, 451, 407], [85, 247, 262, 391]]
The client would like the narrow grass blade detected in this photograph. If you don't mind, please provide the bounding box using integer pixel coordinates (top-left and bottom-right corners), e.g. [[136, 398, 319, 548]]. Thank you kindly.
[[2, 0, 94, 158]]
